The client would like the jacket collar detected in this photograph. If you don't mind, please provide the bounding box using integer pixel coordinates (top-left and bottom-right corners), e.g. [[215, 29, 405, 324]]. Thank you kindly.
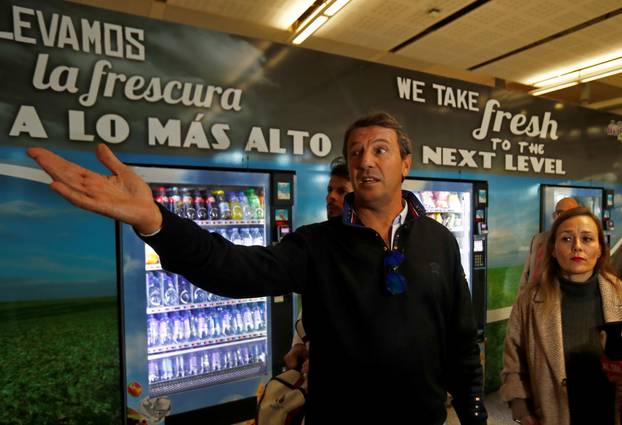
[[341, 190, 426, 227]]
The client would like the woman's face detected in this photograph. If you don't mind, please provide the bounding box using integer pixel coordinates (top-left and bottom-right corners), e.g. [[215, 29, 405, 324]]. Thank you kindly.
[[553, 215, 602, 282]]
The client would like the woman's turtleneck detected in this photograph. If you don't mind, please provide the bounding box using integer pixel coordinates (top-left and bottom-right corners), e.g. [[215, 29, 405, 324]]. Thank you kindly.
[[559, 272, 614, 425]]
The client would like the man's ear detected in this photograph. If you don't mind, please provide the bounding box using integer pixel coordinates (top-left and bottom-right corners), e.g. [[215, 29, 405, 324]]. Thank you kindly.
[[401, 154, 412, 180]]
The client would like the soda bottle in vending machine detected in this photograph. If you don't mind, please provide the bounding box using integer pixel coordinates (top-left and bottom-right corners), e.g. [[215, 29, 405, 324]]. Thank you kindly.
[[246, 189, 263, 220], [214, 190, 231, 220], [167, 187, 182, 216], [193, 190, 208, 220], [205, 191, 220, 220], [238, 191, 253, 220], [228, 192, 243, 220], [182, 188, 196, 219], [153, 187, 168, 206]]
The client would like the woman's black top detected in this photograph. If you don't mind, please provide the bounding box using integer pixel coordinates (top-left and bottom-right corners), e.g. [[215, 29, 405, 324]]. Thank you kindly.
[[560, 274, 615, 425]]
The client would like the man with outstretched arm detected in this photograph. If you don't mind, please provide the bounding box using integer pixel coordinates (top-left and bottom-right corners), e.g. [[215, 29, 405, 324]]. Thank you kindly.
[[28, 111, 486, 424]]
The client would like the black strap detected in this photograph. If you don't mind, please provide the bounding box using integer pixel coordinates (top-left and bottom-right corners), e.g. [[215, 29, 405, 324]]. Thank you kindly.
[[295, 318, 309, 343]]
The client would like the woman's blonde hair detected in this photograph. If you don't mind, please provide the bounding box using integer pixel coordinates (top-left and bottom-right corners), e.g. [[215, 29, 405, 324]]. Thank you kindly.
[[532, 207, 620, 308]]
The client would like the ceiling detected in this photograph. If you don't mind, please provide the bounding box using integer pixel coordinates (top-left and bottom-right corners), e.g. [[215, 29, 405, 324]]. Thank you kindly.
[[72, 0, 622, 115]]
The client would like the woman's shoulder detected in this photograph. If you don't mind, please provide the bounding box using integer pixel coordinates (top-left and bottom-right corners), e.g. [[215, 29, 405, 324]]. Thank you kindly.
[[599, 272, 622, 286]]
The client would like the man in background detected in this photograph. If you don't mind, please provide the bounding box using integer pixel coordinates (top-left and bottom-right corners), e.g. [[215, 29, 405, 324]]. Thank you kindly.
[[283, 159, 353, 372], [520, 197, 580, 286]]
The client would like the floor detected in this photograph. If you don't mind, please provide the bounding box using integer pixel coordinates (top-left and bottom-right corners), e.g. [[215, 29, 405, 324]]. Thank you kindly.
[[446, 391, 514, 424], [237, 390, 515, 424]]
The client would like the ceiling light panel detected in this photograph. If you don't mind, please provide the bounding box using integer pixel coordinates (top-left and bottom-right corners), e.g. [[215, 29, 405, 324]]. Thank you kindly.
[[168, 0, 316, 29], [315, 0, 470, 51], [478, 12, 622, 84], [398, 0, 621, 73]]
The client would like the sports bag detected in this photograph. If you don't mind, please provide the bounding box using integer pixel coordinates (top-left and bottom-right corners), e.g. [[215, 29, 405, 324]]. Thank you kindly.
[[255, 368, 306, 425]]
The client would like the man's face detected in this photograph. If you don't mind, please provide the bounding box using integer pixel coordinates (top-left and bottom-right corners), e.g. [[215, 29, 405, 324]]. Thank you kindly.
[[552, 215, 601, 282], [326, 175, 353, 218], [553, 197, 580, 220], [346, 126, 411, 208]]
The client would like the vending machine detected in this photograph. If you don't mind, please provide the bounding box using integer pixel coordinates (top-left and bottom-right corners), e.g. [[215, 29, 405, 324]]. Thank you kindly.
[[540, 184, 615, 245], [117, 166, 295, 425], [402, 178, 489, 333]]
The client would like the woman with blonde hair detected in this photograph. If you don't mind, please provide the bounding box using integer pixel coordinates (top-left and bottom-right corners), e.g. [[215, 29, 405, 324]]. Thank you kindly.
[[501, 207, 622, 425]]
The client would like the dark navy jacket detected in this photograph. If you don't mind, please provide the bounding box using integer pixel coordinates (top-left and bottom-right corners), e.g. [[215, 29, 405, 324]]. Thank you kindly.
[[142, 191, 486, 424]]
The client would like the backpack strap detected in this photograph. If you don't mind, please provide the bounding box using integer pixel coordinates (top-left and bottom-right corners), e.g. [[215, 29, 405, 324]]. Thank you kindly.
[[295, 318, 308, 344]]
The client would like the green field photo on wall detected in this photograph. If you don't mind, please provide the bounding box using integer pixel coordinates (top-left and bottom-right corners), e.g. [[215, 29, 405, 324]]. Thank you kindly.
[[0, 297, 121, 425]]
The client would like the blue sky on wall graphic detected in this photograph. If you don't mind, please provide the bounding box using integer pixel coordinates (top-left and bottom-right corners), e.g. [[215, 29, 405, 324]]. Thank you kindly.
[[1, 144, 620, 302], [0, 148, 115, 302]]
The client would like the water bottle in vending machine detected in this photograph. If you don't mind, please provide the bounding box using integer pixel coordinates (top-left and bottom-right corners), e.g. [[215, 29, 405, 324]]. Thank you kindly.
[[200, 350, 211, 373], [211, 349, 222, 371], [229, 228, 243, 245], [220, 306, 233, 336], [175, 354, 185, 378], [147, 314, 159, 347], [231, 306, 244, 335], [187, 352, 200, 376], [251, 228, 264, 246], [195, 309, 208, 340], [181, 310, 195, 342], [242, 304, 255, 333], [241, 228, 253, 246], [177, 276, 192, 305], [148, 359, 160, 383], [192, 284, 208, 304], [161, 356, 173, 381], [158, 313, 171, 346], [146, 272, 162, 308], [162, 273, 179, 307], [252, 303, 265, 330], [171, 312, 183, 343], [238, 345, 250, 366], [207, 309, 222, 339]]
